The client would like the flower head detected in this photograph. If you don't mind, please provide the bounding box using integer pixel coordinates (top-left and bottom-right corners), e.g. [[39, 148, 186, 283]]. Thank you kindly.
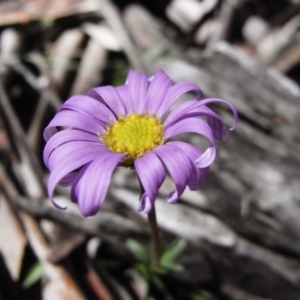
[[44, 70, 238, 216]]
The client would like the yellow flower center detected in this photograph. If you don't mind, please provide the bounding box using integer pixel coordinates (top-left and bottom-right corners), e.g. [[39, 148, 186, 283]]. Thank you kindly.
[[103, 113, 163, 164]]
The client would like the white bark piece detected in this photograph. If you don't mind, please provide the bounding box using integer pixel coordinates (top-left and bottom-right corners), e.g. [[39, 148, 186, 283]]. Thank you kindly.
[[14, 152, 42, 198], [274, 35, 300, 73], [86, 237, 102, 259], [124, 4, 168, 50], [71, 39, 107, 95], [50, 29, 84, 89], [257, 13, 300, 63], [126, 270, 148, 300], [0, 28, 21, 73], [0, 196, 27, 280], [195, 19, 218, 45], [242, 16, 269, 47], [82, 23, 121, 51], [166, 0, 218, 32], [0, 28, 21, 56]]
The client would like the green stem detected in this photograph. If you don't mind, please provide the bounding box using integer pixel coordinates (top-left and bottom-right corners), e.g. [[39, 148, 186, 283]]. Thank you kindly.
[[147, 204, 161, 268]]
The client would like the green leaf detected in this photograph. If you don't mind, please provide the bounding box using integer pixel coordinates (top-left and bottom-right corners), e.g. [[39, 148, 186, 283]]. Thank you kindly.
[[22, 261, 43, 288], [126, 239, 149, 263], [160, 238, 187, 265], [158, 262, 184, 274], [136, 263, 150, 279], [157, 238, 186, 273]]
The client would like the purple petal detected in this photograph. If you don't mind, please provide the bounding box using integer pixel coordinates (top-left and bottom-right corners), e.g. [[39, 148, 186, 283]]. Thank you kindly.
[[194, 147, 216, 169], [187, 167, 209, 190], [138, 194, 152, 214], [70, 164, 89, 203], [88, 85, 126, 117], [115, 85, 130, 114], [43, 129, 99, 169], [189, 105, 227, 140], [166, 141, 209, 190], [206, 112, 228, 141], [134, 152, 166, 213], [164, 117, 214, 141], [126, 70, 148, 114], [155, 82, 204, 118], [164, 100, 196, 126], [146, 69, 173, 114], [47, 141, 109, 171], [164, 117, 216, 168], [59, 172, 77, 186], [165, 100, 228, 140], [190, 98, 238, 130], [59, 95, 116, 125], [154, 144, 193, 203], [71, 153, 125, 217], [47, 143, 107, 209], [43, 110, 105, 141]]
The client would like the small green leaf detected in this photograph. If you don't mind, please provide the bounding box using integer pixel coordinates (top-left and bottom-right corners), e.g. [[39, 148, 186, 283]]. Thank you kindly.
[[126, 239, 149, 263], [159, 262, 184, 273], [161, 238, 187, 265], [136, 263, 150, 279], [22, 261, 43, 288]]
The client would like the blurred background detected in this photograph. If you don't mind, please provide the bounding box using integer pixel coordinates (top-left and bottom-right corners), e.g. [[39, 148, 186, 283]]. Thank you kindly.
[[1, 0, 300, 299]]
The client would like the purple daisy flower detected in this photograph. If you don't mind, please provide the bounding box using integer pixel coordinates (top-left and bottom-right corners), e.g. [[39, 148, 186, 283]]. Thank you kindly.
[[43, 70, 238, 217]]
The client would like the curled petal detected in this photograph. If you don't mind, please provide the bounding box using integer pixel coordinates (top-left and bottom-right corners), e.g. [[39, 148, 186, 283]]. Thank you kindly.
[[194, 147, 216, 168], [134, 152, 166, 213], [154, 144, 193, 203], [126, 70, 148, 114], [71, 153, 125, 217], [164, 117, 214, 142], [146, 69, 173, 114], [165, 100, 228, 141], [187, 167, 209, 190], [43, 110, 105, 141], [59, 172, 77, 187], [59, 95, 116, 125], [165, 97, 238, 140], [47, 143, 107, 209], [88, 85, 126, 116], [191, 105, 228, 140], [207, 112, 228, 141], [155, 82, 204, 118], [138, 194, 152, 214], [192, 98, 238, 130], [164, 100, 196, 126], [166, 141, 209, 190], [43, 130, 99, 169], [164, 117, 216, 168]]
